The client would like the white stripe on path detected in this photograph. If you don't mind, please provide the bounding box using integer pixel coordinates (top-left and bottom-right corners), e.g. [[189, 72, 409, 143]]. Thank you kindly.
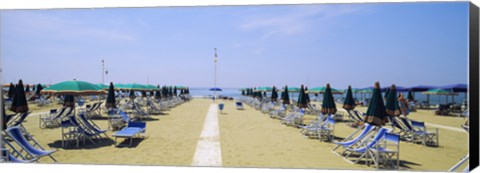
[[425, 122, 467, 133], [192, 104, 222, 166]]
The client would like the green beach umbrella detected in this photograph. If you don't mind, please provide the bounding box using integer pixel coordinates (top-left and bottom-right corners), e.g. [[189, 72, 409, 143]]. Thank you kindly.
[[121, 83, 147, 91], [343, 85, 356, 111], [407, 89, 415, 101], [8, 83, 15, 99], [174, 86, 178, 96], [385, 85, 401, 116], [283, 86, 290, 105], [155, 85, 161, 99], [25, 85, 30, 93], [263, 92, 267, 98], [271, 86, 278, 102], [297, 85, 307, 108], [105, 82, 116, 109], [141, 91, 147, 97], [256, 87, 273, 92], [63, 95, 75, 108], [422, 88, 458, 104], [35, 84, 44, 96], [321, 83, 337, 114], [364, 82, 389, 126], [42, 80, 105, 95], [97, 83, 109, 90], [288, 87, 301, 92], [10, 80, 29, 113], [384, 87, 390, 98], [308, 86, 344, 94]]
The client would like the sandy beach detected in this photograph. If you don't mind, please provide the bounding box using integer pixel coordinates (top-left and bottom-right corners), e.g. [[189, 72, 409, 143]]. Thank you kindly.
[[10, 98, 468, 171]]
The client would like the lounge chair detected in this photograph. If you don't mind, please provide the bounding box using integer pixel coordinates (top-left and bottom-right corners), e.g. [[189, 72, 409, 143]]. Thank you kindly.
[[331, 123, 375, 156], [370, 132, 400, 169], [112, 121, 146, 147], [343, 127, 392, 167], [146, 100, 162, 115], [61, 115, 98, 147], [235, 102, 244, 110], [317, 115, 336, 142], [78, 113, 108, 138], [39, 107, 72, 128], [300, 113, 325, 137], [409, 120, 439, 146], [5, 126, 57, 162]]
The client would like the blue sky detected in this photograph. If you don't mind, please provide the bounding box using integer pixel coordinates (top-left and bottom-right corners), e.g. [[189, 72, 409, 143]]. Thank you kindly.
[[0, 2, 469, 89]]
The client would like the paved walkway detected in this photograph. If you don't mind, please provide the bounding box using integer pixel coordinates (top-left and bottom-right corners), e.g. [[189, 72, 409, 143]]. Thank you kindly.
[[191, 104, 222, 166]]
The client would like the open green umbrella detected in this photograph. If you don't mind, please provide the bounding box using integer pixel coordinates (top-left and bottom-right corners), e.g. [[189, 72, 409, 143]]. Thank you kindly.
[[97, 83, 109, 90], [283, 86, 290, 105], [121, 83, 147, 91], [287, 87, 301, 92], [364, 82, 388, 126], [255, 86, 273, 92], [422, 88, 458, 104], [321, 83, 337, 114], [63, 95, 75, 108], [42, 80, 105, 95], [10, 80, 29, 113], [385, 85, 401, 116], [343, 85, 356, 111], [308, 86, 344, 94], [105, 82, 116, 109], [407, 89, 414, 101]]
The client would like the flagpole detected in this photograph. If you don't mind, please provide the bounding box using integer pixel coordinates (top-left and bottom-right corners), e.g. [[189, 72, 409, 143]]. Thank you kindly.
[[214, 48, 218, 103]]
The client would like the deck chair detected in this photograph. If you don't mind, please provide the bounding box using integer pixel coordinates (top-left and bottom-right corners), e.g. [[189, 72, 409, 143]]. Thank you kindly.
[[370, 132, 400, 169], [78, 113, 108, 138], [352, 110, 365, 121], [1, 139, 38, 163], [5, 126, 57, 162], [61, 116, 97, 147], [112, 121, 147, 147], [331, 123, 375, 156], [146, 100, 162, 115], [132, 103, 151, 120], [409, 120, 439, 146], [39, 107, 72, 128], [300, 113, 325, 137], [236, 102, 245, 110], [317, 115, 336, 142], [343, 127, 392, 167], [347, 110, 362, 122]]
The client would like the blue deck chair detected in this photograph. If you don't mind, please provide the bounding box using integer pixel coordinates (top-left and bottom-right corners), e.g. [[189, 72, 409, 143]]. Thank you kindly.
[[370, 132, 400, 169], [331, 123, 375, 155], [410, 120, 439, 146], [112, 121, 147, 147], [61, 116, 98, 147], [343, 127, 392, 167], [40, 107, 71, 128], [5, 126, 57, 162], [78, 113, 108, 138], [236, 102, 244, 110], [300, 113, 325, 137], [317, 115, 336, 142]]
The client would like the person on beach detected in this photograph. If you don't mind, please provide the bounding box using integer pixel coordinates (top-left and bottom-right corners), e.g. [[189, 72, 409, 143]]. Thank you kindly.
[[398, 93, 409, 117]]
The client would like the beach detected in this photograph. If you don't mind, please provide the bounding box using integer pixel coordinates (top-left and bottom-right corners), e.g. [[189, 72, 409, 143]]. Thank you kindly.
[[12, 98, 468, 171]]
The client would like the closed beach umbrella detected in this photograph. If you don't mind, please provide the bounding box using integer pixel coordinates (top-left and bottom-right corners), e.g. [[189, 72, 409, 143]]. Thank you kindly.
[[321, 83, 337, 114], [364, 82, 389, 126], [343, 85, 355, 111], [105, 82, 116, 109], [36, 84, 44, 96], [297, 85, 307, 108], [271, 86, 278, 102], [25, 85, 30, 93], [155, 85, 161, 99], [283, 86, 290, 105], [10, 80, 29, 113], [263, 92, 267, 98], [174, 86, 178, 96], [63, 95, 75, 108], [305, 87, 310, 104], [141, 91, 147, 97], [385, 85, 401, 117], [42, 80, 105, 95], [8, 83, 15, 99], [407, 89, 414, 101]]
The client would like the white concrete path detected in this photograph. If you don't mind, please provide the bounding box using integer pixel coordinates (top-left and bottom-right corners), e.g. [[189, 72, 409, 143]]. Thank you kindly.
[[191, 104, 222, 166]]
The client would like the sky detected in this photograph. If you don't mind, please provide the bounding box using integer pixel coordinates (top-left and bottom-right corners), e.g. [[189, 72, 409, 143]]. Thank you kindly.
[[0, 2, 470, 89]]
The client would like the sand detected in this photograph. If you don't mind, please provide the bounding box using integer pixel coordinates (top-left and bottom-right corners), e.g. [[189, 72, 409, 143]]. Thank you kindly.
[[11, 98, 469, 171]]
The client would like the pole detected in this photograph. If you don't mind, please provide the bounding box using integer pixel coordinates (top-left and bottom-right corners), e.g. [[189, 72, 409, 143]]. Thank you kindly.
[[214, 48, 218, 102], [0, 55, 5, 162], [101, 59, 105, 85]]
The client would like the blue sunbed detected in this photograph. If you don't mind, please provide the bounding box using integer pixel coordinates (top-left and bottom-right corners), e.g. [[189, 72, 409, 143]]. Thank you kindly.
[[112, 122, 146, 147]]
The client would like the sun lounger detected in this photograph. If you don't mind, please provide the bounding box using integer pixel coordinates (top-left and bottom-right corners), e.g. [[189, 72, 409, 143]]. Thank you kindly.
[[235, 102, 244, 110], [78, 113, 108, 138], [5, 126, 57, 162], [370, 132, 400, 169], [61, 115, 98, 147], [331, 123, 375, 156], [343, 127, 392, 167], [112, 121, 146, 147], [39, 107, 72, 128]]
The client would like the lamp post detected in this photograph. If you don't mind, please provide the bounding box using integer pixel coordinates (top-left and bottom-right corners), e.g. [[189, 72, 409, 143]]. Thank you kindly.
[[214, 48, 218, 102]]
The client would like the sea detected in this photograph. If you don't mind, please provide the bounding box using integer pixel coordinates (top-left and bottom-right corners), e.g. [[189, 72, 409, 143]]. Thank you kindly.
[[189, 87, 468, 105]]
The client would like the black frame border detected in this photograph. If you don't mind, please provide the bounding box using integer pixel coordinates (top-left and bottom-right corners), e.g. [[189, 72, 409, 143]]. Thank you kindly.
[[469, 2, 479, 171]]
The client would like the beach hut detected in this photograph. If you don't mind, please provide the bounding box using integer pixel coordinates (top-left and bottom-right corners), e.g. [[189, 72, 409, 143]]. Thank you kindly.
[[343, 85, 355, 111], [385, 85, 401, 117], [364, 82, 389, 126], [105, 82, 116, 109], [321, 83, 337, 115]]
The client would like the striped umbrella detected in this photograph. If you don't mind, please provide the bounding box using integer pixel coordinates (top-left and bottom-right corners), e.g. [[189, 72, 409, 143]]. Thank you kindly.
[[364, 82, 389, 126]]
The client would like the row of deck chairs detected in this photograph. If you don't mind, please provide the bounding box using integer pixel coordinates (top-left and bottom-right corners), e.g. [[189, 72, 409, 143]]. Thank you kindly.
[[346, 109, 439, 147], [60, 113, 108, 147]]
